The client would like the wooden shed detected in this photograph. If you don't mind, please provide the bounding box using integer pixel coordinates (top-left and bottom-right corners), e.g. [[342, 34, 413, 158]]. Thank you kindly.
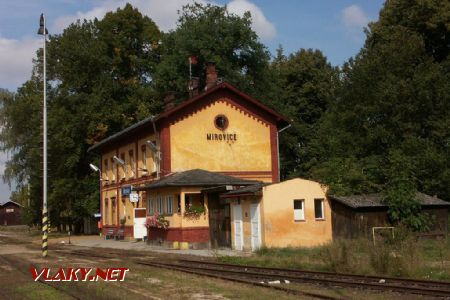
[[330, 193, 450, 239], [0, 201, 24, 226]]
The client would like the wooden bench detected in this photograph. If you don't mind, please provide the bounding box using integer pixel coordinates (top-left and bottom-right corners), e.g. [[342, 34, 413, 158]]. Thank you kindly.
[[105, 228, 115, 240], [115, 229, 124, 240]]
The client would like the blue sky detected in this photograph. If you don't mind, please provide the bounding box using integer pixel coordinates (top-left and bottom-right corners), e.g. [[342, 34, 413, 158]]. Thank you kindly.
[[0, 0, 385, 202]]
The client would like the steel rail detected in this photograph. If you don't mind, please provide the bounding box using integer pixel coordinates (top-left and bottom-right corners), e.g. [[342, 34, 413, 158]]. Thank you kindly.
[[179, 259, 450, 290], [174, 260, 450, 298], [137, 261, 343, 300]]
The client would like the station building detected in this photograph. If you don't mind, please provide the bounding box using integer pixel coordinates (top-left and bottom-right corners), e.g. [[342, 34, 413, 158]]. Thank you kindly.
[[88, 63, 308, 248]]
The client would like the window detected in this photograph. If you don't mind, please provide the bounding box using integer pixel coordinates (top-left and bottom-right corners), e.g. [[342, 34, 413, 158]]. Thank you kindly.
[[151, 140, 158, 173], [314, 199, 324, 220], [5, 208, 14, 213], [166, 196, 173, 215], [157, 196, 163, 214], [214, 114, 229, 130], [121, 153, 127, 179], [110, 158, 116, 182], [141, 145, 147, 175], [129, 150, 135, 178], [176, 195, 181, 213], [293, 199, 305, 221], [148, 197, 154, 215]]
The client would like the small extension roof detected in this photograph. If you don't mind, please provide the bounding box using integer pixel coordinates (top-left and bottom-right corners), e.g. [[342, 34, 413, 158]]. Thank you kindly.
[[221, 182, 268, 198], [88, 82, 289, 153], [330, 192, 450, 209], [134, 169, 259, 191]]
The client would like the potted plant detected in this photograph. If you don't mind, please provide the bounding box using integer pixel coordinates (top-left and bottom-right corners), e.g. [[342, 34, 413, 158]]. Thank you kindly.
[[184, 204, 206, 219]]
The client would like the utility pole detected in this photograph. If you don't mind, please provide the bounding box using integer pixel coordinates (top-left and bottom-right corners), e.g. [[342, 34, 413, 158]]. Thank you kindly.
[[38, 13, 48, 258]]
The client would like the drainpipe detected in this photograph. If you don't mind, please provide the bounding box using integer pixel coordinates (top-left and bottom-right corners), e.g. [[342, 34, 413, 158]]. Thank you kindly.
[[277, 124, 291, 182]]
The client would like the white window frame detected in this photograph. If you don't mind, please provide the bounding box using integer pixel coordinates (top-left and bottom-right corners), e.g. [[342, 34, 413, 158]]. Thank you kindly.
[[148, 197, 154, 215], [314, 198, 325, 220], [293, 199, 305, 221], [142, 148, 147, 174], [166, 196, 173, 215], [157, 196, 163, 214], [111, 160, 116, 182], [5, 208, 14, 213], [129, 152, 136, 178]]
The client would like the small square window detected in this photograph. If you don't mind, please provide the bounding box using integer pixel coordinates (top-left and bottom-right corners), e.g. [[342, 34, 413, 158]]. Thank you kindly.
[[293, 199, 305, 221], [314, 199, 324, 220]]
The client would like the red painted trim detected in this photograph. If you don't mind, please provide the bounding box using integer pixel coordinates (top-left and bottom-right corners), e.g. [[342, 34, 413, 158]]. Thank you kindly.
[[147, 226, 210, 243], [160, 122, 171, 176], [270, 124, 279, 183]]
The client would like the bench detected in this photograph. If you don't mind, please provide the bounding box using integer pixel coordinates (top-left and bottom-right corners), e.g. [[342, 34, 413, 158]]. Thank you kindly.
[[105, 229, 115, 240], [115, 229, 124, 240]]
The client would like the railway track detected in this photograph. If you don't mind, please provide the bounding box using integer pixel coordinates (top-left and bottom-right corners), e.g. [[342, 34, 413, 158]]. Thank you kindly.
[[173, 259, 450, 298], [59, 248, 450, 298]]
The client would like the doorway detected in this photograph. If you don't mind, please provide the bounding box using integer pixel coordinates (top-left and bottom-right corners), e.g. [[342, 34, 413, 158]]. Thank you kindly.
[[208, 193, 231, 248]]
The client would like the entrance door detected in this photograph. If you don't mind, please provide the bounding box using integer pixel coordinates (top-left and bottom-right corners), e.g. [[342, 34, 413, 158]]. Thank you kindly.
[[208, 193, 231, 248], [250, 203, 261, 250], [133, 208, 147, 239], [233, 204, 243, 250]]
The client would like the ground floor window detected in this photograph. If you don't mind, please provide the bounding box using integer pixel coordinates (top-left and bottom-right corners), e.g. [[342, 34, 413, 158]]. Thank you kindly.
[[166, 196, 173, 215], [314, 198, 324, 220], [157, 196, 163, 214], [148, 197, 154, 215], [293, 199, 305, 221]]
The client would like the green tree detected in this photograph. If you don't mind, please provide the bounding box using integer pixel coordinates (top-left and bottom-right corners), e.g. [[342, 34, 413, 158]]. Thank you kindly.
[[268, 48, 339, 179], [312, 0, 450, 229], [154, 3, 271, 101], [0, 4, 162, 231]]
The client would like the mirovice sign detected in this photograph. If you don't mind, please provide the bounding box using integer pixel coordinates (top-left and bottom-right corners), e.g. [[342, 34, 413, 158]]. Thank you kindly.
[[206, 133, 237, 141]]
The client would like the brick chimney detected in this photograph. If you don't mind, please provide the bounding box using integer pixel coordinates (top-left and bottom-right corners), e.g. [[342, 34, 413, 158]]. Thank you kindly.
[[205, 62, 218, 90], [163, 91, 176, 111], [188, 77, 199, 97]]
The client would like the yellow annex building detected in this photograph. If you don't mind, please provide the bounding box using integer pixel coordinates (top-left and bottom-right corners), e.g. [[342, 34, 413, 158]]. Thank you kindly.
[[88, 63, 332, 249]]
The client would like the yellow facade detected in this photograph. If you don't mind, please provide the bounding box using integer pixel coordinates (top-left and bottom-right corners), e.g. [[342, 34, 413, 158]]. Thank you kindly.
[[170, 100, 272, 180], [230, 178, 332, 250], [262, 178, 332, 248]]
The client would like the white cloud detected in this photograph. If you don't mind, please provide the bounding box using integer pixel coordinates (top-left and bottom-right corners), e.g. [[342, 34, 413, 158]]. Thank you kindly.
[[0, 37, 40, 91], [341, 5, 369, 29], [1, 0, 275, 91], [226, 0, 276, 40], [52, 0, 275, 39]]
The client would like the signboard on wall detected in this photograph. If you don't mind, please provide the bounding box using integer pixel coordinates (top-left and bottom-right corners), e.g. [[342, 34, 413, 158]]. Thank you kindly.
[[121, 186, 132, 197], [129, 192, 139, 203]]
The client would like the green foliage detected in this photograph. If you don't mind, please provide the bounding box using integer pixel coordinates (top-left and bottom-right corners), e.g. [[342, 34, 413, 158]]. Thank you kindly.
[[0, 4, 161, 231], [311, 0, 450, 227], [268, 48, 339, 179], [154, 3, 271, 101], [184, 204, 206, 219]]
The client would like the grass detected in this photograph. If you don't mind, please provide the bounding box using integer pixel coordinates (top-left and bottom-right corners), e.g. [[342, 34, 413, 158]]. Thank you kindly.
[[219, 233, 450, 281]]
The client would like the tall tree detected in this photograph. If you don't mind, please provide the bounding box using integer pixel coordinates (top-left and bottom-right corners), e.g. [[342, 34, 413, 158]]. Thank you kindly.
[[312, 0, 450, 228], [0, 4, 162, 231], [268, 48, 339, 179], [154, 3, 271, 101]]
